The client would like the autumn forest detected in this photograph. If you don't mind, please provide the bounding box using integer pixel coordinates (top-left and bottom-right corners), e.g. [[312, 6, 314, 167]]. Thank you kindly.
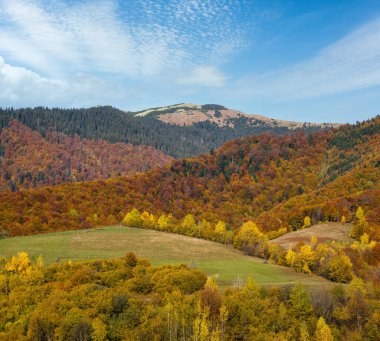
[[0, 109, 379, 340]]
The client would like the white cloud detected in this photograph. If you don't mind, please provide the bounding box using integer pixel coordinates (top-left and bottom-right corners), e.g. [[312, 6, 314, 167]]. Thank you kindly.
[[179, 66, 227, 87], [0, 0, 264, 107], [234, 16, 380, 101], [0, 55, 139, 107]]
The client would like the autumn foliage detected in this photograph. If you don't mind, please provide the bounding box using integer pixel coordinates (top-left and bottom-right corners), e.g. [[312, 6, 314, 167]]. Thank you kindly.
[[1, 252, 379, 340], [0, 120, 172, 192]]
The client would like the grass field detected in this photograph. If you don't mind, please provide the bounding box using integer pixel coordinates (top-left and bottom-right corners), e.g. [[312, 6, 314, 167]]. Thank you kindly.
[[0, 226, 328, 287], [270, 223, 353, 250]]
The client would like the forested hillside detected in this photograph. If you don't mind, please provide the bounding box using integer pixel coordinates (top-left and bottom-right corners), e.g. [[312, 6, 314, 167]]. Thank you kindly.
[[0, 120, 172, 192], [0, 116, 378, 237], [0, 106, 332, 158]]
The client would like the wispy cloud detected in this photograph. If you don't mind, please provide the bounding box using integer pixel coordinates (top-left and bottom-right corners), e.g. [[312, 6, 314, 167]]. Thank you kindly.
[[234, 16, 380, 101], [0, 0, 262, 107], [0, 0, 253, 78]]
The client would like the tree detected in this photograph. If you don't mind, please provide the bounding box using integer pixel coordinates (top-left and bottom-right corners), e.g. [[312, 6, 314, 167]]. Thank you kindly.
[[123, 208, 143, 227], [326, 251, 353, 282], [350, 207, 368, 240], [141, 211, 156, 228], [157, 213, 172, 230], [233, 221, 268, 257], [5, 251, 31, 275], [315, 317, 333, 341], [302, 216, 311, 229], [214, 221, 227, 243], [182, 214, 196, 230], [286, 249, 297, 267]]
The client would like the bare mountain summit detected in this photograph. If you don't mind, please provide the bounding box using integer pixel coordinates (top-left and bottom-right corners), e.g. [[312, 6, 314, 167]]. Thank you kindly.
[[133, 103, 340, 129]]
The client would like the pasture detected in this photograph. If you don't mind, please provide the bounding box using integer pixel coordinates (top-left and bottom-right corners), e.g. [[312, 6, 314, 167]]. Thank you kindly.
[[0, 225, 328, 287]]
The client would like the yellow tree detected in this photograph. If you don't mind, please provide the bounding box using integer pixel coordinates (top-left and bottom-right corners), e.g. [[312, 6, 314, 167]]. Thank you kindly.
[[351, 207, 368, 239], [157, 213, 172, 230], [123, 208, 143, 227], [141, 211, 156, 228], [5, 252, 32, 275], [298, 245, 316, 274], [182, 214, 196, 230], [214, 221, 227, 243], [286, 249, 297, 267], [315, 317, 333, 341], [233, 221, 268, 257], [302, 216, 311, 229]]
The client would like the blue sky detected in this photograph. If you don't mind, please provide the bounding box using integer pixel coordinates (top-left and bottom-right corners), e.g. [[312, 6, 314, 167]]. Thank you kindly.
[[0, 0, 380, 123]]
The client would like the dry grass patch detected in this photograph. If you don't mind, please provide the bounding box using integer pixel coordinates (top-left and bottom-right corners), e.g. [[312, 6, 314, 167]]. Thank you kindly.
[[270, 223, 353, 249]]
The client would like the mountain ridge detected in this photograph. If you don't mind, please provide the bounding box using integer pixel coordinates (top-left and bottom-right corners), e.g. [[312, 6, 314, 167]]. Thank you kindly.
[[0, 105, 337, 158], [131, 103, 341, 129]]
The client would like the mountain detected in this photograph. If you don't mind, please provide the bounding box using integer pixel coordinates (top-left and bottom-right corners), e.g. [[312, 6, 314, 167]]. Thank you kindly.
[[133, 103, 340, 129], [0, 120, 172, 192], [0, 105, 337, 158], [0, 115, 378, 238]]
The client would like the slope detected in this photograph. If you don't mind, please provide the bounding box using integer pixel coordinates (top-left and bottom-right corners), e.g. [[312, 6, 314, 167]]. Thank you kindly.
[[269, 223, 354, 250], [0, 120, 172, 192]]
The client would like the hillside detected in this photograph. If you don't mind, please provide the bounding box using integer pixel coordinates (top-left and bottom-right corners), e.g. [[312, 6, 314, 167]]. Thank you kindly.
[[0, 116, 378, 238], [133, 103, 339, 129], [0, 105, 335, 158], [0, 120, 172, 192]]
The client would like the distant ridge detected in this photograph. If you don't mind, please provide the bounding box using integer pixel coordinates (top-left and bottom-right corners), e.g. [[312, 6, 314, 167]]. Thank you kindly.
[[131, 103, 340, 129], [1, 105, 338, 159]]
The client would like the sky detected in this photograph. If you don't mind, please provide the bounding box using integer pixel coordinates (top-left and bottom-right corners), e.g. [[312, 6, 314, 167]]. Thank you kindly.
[[0, 0, 380, 123]]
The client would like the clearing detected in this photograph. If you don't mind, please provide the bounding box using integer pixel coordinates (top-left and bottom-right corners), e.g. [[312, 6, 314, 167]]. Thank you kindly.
[[0, 226, 328, 287], [270, 223, 353, 250]]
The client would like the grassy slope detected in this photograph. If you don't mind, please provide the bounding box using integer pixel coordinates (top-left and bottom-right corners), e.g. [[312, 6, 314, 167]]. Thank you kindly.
[[0, 226, 327, 287], [269, 223, 353, 249]]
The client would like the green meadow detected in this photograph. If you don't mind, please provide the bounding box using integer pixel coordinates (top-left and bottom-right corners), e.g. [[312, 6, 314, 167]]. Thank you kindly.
[[0, 225, 327, 287]]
